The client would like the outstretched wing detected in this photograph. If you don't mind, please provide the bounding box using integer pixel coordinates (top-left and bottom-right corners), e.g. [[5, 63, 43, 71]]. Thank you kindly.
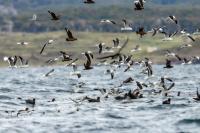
[[65, 28, 74, 39], [40, 43, 47, 54], [97, 38, 129, 59]]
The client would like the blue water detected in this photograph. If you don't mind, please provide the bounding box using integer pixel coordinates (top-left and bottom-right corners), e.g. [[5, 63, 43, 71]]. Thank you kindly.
[[0, 65, 200, 133]]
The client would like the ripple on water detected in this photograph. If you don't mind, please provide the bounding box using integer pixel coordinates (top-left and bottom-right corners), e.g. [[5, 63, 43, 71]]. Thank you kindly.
[[0, 65, 199, 132]]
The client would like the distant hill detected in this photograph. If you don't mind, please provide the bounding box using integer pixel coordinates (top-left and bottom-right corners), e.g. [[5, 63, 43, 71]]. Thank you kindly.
[[1, 0, 200, 11], [0, 0, 200, 33]]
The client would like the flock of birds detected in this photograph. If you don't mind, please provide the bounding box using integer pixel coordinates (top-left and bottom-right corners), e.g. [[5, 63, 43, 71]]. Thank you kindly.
[[3, 0, 200, 117]]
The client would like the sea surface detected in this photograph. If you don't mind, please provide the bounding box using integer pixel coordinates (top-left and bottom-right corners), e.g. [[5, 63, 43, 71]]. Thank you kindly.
[[0, 65, 200, 133]]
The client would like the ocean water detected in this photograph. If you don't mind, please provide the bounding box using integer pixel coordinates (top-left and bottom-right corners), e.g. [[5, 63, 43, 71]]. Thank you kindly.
[[0, 65, 200, 133]]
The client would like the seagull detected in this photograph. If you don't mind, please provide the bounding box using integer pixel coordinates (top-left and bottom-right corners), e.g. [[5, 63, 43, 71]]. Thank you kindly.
[[168, 15, 178, 24], [84, 0, 95, 4], [30, 14, 37, 21], [98, 43, 104, 54], [18, 56, 29, 67], [40, 40, 54, 54], [48, 10, 60, 21], [72, 63, 78, 72], [100, 19, 116, 24], [134, 0, 145, 10], [84, 51, 93, 70], [162, 98, 171, 104], [141, 58, 153, 77], [3, 56, 18, 67], [17, 108, 29, 117], [152, 26, 166, 36], [123, 77, 134, 84], [17, 42, 29, 45], [113, 38, 120, 48], [182, 58, 192, 65], [97, 38, 129, 60], [60, 51, 72, 62], [121, 19, 132, 31], [128, 89, 143, 99], [25, 98, 35, 106], [45, 69, 54, 77], [164, 59, 173, 69], [65, 28, 77, 41], [84, 96, 100, 103], [124, 60, 134, 72], [136, 27, 147, 38], [125, 55, 133, 63]]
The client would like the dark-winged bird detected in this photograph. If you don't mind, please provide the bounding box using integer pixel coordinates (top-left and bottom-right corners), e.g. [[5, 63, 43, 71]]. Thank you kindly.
[[164, 59, 173, 69], [65, 28, 77, 41], [136, 27, 147, 38], [48, 10, 60, 21], [193, 88, 200, 101], [84, 51, 93, 70], [134, 0, 145, 10], [84, 0, 95, 4]]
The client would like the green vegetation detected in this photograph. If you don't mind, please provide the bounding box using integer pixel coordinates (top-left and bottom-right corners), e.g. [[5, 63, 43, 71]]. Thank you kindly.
[[0, 31, 199, 67], [0, 1, 200, 32]]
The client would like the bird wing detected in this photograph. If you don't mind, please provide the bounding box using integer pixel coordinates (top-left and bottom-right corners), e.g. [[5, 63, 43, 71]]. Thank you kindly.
[[13, 56, 18, 65], [97, 38, 129, 59], [187, 35, 195, 42], [18, 56, 24, 65], [197, 88, 200, 98], [167, 83, 175, 90], [48, 11, 57, 18], [45, 69, 55, 77], [65, 28, 74, 39], [40, 43, 47, 54], [175, 54, 182, 61]]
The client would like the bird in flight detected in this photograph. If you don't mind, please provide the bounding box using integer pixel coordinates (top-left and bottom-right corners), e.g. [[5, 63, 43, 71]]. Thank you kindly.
[[84, 0, 95, 4], [134, 0, 145, 10], [48, 10, 60, 21], [65, 28, 77, 41]]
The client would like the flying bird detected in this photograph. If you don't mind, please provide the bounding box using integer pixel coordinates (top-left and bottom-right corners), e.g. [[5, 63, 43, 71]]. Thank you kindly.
[[40, 40, 54, 54], [83, 51, 93, 70], [45, 69, 55, 77], [100, 19, 116, 25], [164, 59, 173, 69], [97, 38, 129, 59], [3, 56, 18, 67], [134, 0, 145, 10], [113, 38, 120, 48], [136, 27, 147, 38], [168, 15, 178, 24], [30, 14, 37, 21], [162, 98, 171, 104], [84, 0, 95, 4], [121, 19, 132, 31], [48, 10, 60, 21], [17, 42, 29, 45], [193, 88, 200, 101], [65, 28, 77, 41]]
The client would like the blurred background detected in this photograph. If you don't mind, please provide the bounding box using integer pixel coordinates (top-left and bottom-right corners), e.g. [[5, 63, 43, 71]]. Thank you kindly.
[[0, 0, 200, 33]]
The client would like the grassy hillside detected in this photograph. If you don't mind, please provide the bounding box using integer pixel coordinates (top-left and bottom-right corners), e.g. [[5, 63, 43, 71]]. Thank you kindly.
[[0, 31, 199, 67]]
